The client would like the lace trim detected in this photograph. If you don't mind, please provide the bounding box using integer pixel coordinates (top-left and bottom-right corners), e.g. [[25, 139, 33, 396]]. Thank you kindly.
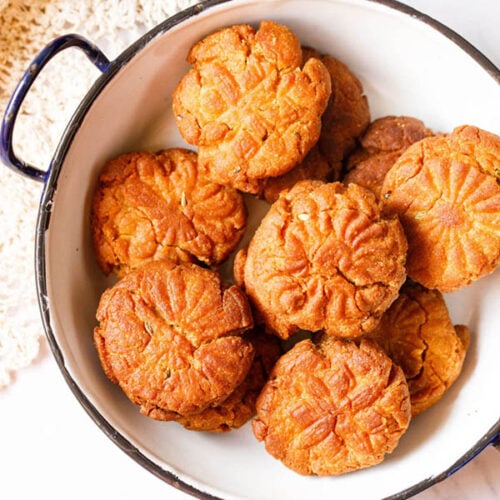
[[0, 0, 197, 387]]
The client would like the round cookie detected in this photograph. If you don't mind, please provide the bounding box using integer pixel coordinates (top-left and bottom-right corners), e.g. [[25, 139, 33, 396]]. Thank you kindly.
[[94, 260, 255, 419], [172, 21, 332, 193], [253, 337, 411, 476], [381, 125, 500, 292], [344, 115, 433, 198], [238, 180, 407, 339], [261, 49, 370, 203], [174, 330, 282, 432], [365, 282, 470, 416], [91, 148, 246, 277]]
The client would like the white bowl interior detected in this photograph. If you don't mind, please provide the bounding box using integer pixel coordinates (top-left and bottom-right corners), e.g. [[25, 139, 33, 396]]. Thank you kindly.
[[43, 0, 500, 498]]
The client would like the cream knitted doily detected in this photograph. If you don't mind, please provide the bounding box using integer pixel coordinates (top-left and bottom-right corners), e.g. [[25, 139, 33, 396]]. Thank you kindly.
[[0, 0, 198, 388]]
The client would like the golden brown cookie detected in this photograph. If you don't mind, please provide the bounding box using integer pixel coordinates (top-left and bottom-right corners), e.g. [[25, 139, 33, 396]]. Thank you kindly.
[[253, 337, 411, 476], [172, 21, 332, 193], [381, 125, 500, 292], [365, 282, 470, 416], [260, 146, 331, 203], [344, 116, 433, 198], [94, 260, 255, 419], [174, 329, 282, 432], [261, 49, 370, 203], [91, 148, 246, 277], [316, 53, 370, 178], [238, 180, 407, 339]]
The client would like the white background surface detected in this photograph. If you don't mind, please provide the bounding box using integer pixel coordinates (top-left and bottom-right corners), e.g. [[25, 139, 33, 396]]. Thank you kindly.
[[1, 1, 499, 499]]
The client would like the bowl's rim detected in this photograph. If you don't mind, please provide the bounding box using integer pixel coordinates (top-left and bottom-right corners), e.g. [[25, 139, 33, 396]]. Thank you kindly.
[[34, 1, 500, 499]]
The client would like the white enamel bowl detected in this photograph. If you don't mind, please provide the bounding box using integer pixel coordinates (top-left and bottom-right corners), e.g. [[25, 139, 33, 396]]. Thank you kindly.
[[1, 0, 499, 498]]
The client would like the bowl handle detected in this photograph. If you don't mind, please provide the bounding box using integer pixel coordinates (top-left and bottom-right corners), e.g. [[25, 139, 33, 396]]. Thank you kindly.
[[0, 34, 110, 182]]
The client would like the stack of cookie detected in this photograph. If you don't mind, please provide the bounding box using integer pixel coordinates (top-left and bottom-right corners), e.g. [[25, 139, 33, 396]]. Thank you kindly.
[[90, 20, 500, 477]]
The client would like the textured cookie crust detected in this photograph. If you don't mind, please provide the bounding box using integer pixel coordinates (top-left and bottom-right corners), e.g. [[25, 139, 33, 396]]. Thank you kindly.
[[174, 330, 282, 432], [94, 261, 254, 419], [253, 337, 411, 475], [381, 125, 500, 292], [239, 180, 407, 339], [366, 282, 470, 416], [261, 145, 331, 204], [315, 53, 370, 178], [344, 115, 433, 198], [261, 49, 370, 203], [91, 148, 246, 276], [172, 21, 332, 193]]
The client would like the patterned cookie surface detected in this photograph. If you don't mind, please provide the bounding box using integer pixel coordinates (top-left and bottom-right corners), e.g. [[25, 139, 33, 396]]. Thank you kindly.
[[174, 330, 282, 432], [173, 21, 331, 193], [253, 337, 411, 475], [366, 282, 470, 416], [261, 49, 370, 203], [91, 148, 246, 276], [94, 261, 254, 419], [344, 115, 433, 198], [381, 125, 500, 291], [238, 180, 407, 339]]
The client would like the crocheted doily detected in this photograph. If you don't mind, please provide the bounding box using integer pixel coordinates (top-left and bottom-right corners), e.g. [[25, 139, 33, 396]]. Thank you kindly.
[[0, 0, 197, 388]]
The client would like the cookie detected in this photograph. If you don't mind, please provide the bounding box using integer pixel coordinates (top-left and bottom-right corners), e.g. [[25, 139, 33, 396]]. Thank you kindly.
[[344, 116, 433, 198], [381, 125, 500, 292], [315, 53, 370, 178], [253, 337, 411, 475], [260, 145, 330, 204], [91, 148, 246, 276], [174, 329, 282, 432], [94, 260, 255, 419], [172, 21, 331, 193], [238, 180, 407, 339], [261, 49, 370, 203], [365, 282, 470, 416]]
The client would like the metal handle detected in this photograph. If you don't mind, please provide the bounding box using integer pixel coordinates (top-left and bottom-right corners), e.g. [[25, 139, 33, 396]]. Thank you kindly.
[[0, 34, 111, 182]]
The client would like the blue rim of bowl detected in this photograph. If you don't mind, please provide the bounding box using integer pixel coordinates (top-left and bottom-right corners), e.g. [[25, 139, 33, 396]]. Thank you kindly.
[[34, 1, 500, 499]]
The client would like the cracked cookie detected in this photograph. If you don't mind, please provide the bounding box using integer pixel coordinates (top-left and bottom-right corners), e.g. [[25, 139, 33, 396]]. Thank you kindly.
[[91, 148, 246, 277], [94, 260, 255, 419], [172, 21, 332, 193], [253, 336, 411, 475], [365, 282, 470, 416], [343, 115, 433, 199], [261, 49, 370, 203], [236, 180, 407, 339], [173, 329, 282, 432], [381, 125, 500, 292]]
